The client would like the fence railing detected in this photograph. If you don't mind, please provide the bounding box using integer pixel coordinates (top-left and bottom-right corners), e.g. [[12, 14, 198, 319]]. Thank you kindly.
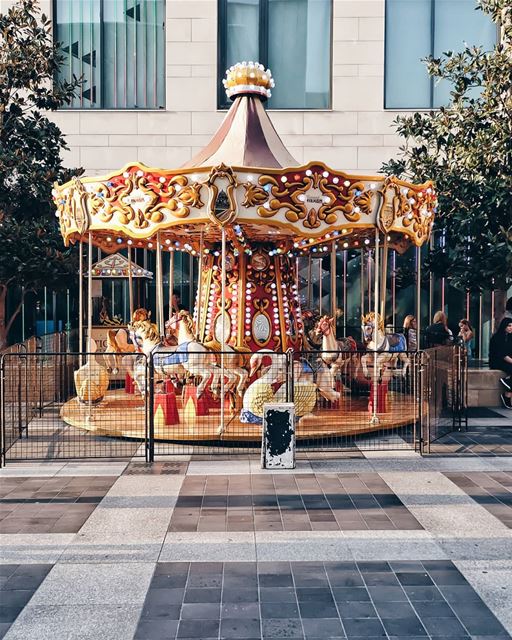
[[1, 345, 467, 464]]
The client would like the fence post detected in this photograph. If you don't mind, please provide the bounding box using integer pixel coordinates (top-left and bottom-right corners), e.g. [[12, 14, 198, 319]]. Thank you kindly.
[[0, 356, 5, 467], [418, 352, 425, 455], [147, 354, 155, 463]]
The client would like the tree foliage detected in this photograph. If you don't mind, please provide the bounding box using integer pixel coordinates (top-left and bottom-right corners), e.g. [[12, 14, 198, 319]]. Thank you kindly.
[[382, 0, 512, 295], [0, 0, 82, 347]]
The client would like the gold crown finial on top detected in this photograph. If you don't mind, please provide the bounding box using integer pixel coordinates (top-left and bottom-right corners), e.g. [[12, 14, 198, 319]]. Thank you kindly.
[[222, 61, 275, 101]]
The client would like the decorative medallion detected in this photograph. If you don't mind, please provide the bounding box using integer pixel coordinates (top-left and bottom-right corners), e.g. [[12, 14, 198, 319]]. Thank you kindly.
[[206, 164, 238, 227], [70, 177, 90, 235], [252, 312, 271, 345], [214, 311, 231, 343], [250, 251, 270, 271]]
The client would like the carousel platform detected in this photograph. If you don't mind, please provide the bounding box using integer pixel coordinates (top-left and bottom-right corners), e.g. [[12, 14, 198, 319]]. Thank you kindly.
[[60, 390, 420, 443]]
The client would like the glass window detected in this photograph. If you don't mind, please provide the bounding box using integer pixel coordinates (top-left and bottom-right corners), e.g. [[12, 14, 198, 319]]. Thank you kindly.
[[385, 0, 497, 109], [218, 0, 332, 109], [54, 0, 165, 109]]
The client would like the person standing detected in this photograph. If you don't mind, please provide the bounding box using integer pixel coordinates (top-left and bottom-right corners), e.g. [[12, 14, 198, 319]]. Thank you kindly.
[[489, 317, 512, 409], [458, 319, 474, 359], [424, 311, 453, 347], [403, 315, 418, 351]]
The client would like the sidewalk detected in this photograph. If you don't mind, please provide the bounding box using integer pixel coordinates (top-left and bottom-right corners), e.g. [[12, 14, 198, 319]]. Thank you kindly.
[[1, 413, 512, 640]]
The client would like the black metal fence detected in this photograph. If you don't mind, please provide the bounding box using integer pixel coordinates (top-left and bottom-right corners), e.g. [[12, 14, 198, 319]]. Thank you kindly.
[[0, 345, 467, 464]]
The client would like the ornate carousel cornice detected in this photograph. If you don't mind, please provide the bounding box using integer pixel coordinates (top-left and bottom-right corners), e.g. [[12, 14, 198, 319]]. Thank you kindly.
[[53, 160, 436, 255]]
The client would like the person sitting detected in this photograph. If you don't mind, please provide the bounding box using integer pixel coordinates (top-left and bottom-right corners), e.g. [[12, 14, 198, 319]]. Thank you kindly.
[[424, 311, 453, 347], [489, 317, 512, 409], [403, 315, 418, 351], [458, 318, 474, 359]]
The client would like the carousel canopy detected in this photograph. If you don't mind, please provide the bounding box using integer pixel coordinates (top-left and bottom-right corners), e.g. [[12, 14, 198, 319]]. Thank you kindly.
[[53, 62, 436, 256], [88, 253, 152, 279]]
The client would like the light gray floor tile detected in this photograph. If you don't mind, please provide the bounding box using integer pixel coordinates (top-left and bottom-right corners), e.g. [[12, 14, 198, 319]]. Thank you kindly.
[[255, 531, 353, 561], [3, 604, 141, 640], [187, 460, 251, 475], [0, 534, 75, 564], [105, 475, 184, 496], [160, 531, 256, 561], [29, 563, 154, 605], [59, 540, 162, 563], [76, 507, 172, 540]]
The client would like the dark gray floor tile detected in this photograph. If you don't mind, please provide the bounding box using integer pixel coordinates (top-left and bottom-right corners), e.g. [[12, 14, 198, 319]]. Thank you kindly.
[[0, 622, 11, 640], [222, 587, 258, 603], [296, 587, 335, 603], [459, 616, 507, 635], [184, 588, 221, 603], [327, 571, 364, 588], [260, 587, 297, 603], [177, 618, 219, 639], [141, 603, 181, 620], [299, 600, 339, 618], [221, 602, 260, 618], [411, 601, 455, 618], [262, 618, 304, 639], [180, 603, 220, 619], [358, 562, 391, 572], [145, 588, 185, 605], [421, 616, 471, 637], [342, 617, 386, 637], [134, 618, 178, 640], [259, 573, 294, 587], [439, 585, 485, 603], [427, 570, 469, 586], [404, 586, 445, 602], [261, 602, 300, 619], [220, 617, 261, 639], [302, 617, 345, 639], [396, 572, 433, 586], [332, 587, 371, 602], [337, 601, 377, 619], [381, 616, 428, 636], [0, 605, 24, 624], [374, 601, 417, 619], [363, 572, 401, 587], [368, 586, 408, 602]]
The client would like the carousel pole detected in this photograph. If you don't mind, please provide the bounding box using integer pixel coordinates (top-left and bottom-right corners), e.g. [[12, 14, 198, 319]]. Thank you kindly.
[[330, 241, 337, 320], [343, 250, 347, 337], [156, 233, 164, 335], [416, 246, 421, 349], [371, 230, 380, 426], [196, 231, 204, 338], [79, 241, 84, 365], [169, 249, 175, 318], [307, 255, 312, 308], [318, 258, 323, 315], [429, 237, 434, 326], [360, 248, 365, 340], [380, 237, 389, 328], [391, 251, 396, 330], [87, 233, 93, 422], [127, 246, 134, 320], [220, 227, 226, 435]]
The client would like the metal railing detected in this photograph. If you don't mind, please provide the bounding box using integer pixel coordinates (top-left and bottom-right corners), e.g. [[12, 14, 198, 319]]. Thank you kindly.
[[0, 345, 467, 464]]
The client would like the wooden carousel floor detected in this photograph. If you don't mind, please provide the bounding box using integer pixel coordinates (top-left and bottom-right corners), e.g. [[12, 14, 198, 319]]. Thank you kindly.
[[60, 391, 420, 442]]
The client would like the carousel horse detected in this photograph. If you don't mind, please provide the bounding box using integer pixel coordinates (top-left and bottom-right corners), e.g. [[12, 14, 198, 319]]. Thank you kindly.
[[74, 339, 109, 404], [128, 317, 221, 398], [104, 328, 135, 375], [360, 312, 410, 380], [313, 315, 358, 377], [168, 311, 249, 397]]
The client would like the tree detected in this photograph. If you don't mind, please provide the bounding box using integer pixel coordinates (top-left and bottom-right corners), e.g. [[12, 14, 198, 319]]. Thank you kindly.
[[382, 0, 512, 322], [0, 0, 82, 349]]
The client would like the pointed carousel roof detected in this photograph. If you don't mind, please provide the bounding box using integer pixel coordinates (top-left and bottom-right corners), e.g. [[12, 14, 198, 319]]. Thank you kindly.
[[182, 94, 298, 169], [53, 61, 436, 255]]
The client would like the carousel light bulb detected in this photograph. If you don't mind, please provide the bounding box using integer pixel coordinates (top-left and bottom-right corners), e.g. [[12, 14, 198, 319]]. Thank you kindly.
[[159, 176, 166, 183], [245, 331, 251, 336], [407, 213, 414, 219], [106, 236, 112, 242], [370, 183, 376, 189], [136, 170, 144, 177], [305, 169, 312, 176], [322, 171, 329, 178], [123, 172, 129, 178], [281, 176, 287, 183], [116, 238, 122, 244], [344, 180, 350, 187], [409, 198, 416, 205], [364, 239, 370, 245], [190, 174, 198, 181], [354, 206, 360, 213], [333, 177, 339, 184], [127, 239, 133, 245], [148, 242, 153, 248], [343, 242, 348, 248]]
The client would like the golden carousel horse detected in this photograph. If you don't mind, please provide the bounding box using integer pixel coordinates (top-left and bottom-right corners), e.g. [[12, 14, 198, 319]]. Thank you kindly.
[[360, 312, 410, 381]]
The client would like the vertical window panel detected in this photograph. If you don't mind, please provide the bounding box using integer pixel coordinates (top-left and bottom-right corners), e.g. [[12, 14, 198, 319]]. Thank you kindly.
[[219, 0, 331, 109], [385, 0, 497, 109], [55, 0, 165, 109]]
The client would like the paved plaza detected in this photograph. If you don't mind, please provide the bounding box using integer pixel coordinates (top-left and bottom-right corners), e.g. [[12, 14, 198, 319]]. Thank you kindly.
[[1, 410, 512, 640]]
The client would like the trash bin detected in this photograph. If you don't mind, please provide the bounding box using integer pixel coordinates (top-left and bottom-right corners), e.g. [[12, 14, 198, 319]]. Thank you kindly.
[[261, 402, 295, 470]]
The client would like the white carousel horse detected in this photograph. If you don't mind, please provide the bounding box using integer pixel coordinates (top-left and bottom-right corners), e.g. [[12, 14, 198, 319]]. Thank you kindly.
[[313, 315, 358, 378], [74, 338, 109, 404], [128, 317, 222, 398], [360, 312, 410, 380], [167, 311, 249, 397]]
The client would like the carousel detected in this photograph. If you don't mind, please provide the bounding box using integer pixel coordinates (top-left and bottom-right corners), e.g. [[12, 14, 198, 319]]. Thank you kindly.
[[53, 62, 436, 443]]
